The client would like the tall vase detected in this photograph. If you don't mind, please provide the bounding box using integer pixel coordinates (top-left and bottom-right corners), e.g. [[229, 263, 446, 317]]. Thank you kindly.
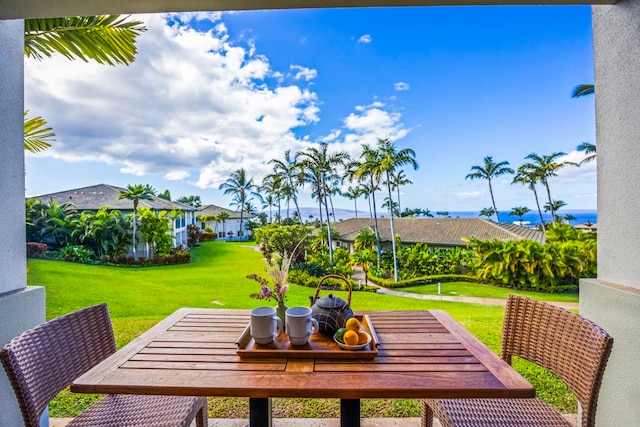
[[276, 301, 288, 332]]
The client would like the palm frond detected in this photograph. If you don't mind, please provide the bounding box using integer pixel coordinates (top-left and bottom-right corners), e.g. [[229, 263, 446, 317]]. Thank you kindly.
[[24, 110, 55, 153], [572, 84, 595, 98], [24, 15, 146, 66]]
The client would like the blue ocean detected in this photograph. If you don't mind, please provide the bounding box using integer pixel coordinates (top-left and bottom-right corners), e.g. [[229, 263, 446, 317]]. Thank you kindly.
[[447, 209, 597, 226]]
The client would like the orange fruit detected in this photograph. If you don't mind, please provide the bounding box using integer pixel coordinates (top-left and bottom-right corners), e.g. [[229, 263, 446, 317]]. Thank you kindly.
[[343, 330, 359, 346], [357, 332, 369, 345], [345, 317, 361, 332]]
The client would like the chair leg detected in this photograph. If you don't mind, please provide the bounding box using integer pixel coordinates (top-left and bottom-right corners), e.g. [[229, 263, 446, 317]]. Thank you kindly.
[[196, 404, 208, 427], [421, 401, 434, 427]]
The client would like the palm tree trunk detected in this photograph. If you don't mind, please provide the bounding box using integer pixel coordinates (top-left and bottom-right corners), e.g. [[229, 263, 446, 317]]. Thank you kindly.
[[369, 177, 382, 268], [386, 172, 399, 282], [531, 184, 546, 232], [132, 201, 138, 258], [321, 174, 334, 265], [396, 186, 402, 216], [354, 198, 358, 218], [543, 179, 557, 224], [488, 180, 500, 223]]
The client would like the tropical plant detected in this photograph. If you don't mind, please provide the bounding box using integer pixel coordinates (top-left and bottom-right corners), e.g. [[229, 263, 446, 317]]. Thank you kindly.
[[370, 138, 419, 282], [254, 224, 311, 263], [544, 200, 567, 218], [465, 156, 514, 223], [520, 153, 576, 224], [176, 195, 202, 208], [269, 150, 303, 221], [512, 165, 547, 232], [350, 249, 377, 286], [572, 84, 594, 98], [297, 143, 349, 265], [479, 207, 496, 221], [70, 206, 131, 259], [117, 184, 155, 258], [510, 206, 530, 223], [436, 211, 450, 217], [577, 141, 597, 164], [354, 228, 377, 251], [342, 186, 363, 218], [219, 168, 260, 240], [138, 207, 174, 257], [24, 111, 55, 153], [215, 211, 230, 237], [389, 170, 412, 215], [26, 198, 78, 248], [23, 15, 146, 152]]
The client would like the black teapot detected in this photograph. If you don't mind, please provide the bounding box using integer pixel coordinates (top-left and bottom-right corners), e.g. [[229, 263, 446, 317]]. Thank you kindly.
[[309, 275, 354, 335]]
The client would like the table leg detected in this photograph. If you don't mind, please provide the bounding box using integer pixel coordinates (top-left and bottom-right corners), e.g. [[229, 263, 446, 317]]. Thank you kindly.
[[340, 398, 360, 427], [249, 397, 272, 427]]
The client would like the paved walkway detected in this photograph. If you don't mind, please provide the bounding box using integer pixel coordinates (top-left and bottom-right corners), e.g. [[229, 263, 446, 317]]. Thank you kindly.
[[352, 268, 579, 310]]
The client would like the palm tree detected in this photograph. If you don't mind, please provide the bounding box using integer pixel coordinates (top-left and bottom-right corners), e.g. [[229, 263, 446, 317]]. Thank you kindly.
[[436, 211, 450, 217], [577, 142, 597, 164], [512, 164, 547, 232], [219, 168, 259, 238], [564, 214, 577, 224], [479, 207, 496, 221], [509, 206, 530, 224], [117, 184, 154, 258], [23, 16, 146, 152], [465, 156, 514, 223], [521, 153, 576, 224], [544, 200, 567, 218], [389, 170, 412, 215], [342, 186, 363, 218], [261, 172, 283, 222], [297, 143, 349, 265], [215, 211, 230, 237], [350, 148, 384, 267], [269, 150, 303, 221], [354, 228, 377, 251], [372, 139, 419, 282], [261, 194, 277, 223]]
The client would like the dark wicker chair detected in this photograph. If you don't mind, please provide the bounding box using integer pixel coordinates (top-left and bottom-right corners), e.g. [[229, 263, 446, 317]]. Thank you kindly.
[[422, 294, 613, 427], [1, 303, 208, 427]]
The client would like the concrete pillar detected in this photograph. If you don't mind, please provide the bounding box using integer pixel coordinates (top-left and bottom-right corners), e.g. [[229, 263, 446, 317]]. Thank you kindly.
[[0, 19, 47, 426], [581, 0, 640, 425]]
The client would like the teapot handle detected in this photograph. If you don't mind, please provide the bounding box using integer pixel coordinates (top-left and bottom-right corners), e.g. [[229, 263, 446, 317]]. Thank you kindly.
[[313, 274, 352, 306]]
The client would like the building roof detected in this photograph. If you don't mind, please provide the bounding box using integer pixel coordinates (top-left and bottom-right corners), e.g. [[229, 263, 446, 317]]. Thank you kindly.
[[30, 183, 196, 212], [331, 217, 545, 246], [197, 204, 255, 220]]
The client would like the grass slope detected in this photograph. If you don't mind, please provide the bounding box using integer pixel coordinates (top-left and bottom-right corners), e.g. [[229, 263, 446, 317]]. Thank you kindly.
[[27, 242, 575, 418]]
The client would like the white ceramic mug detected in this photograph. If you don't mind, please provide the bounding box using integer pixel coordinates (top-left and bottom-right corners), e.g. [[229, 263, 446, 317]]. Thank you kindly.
[[250, 306, 283, 345], [286, 306, 320, 345]]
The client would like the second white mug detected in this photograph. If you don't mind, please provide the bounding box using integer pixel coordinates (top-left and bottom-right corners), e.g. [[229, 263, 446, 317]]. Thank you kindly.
[[286, 306, 319, 345]]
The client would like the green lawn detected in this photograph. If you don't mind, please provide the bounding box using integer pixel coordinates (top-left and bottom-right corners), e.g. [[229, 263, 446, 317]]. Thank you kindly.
[[27, 241, 575, 419], [400, 281, 579, 303]]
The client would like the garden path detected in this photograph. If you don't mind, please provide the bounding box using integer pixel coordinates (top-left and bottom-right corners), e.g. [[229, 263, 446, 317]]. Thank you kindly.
[[351, 267, 579, 310]]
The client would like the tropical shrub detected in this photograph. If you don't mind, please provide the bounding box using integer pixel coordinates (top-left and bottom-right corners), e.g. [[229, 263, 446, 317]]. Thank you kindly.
[[70, 206, 131, 259], [26, 198, 77, 249], [465, 224, 596, 293], [187, 224, 202, 247], [26, 242, 48, 257], [47, 245, 95, 263], [254, 224, 311, 262]]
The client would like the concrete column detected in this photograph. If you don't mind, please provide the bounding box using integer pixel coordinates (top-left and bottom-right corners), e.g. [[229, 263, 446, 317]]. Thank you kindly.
[[582, 0, 640, 425], [0, 19, 47, 426]]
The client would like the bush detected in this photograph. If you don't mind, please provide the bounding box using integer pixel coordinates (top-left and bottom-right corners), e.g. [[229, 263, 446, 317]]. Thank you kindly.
[[26, 242, 48, 258], [200, 232, 217, 241], [292, 262, 328, 277], [45, 245, 95, 264], [368, 272, 478, 289]]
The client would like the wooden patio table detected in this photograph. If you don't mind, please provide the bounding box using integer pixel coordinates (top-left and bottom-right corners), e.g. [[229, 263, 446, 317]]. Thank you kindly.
[[71, 308, 534, 427]]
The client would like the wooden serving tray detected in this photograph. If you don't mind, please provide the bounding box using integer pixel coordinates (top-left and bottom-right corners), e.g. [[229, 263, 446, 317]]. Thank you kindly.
[[235, 314, 379, 359]]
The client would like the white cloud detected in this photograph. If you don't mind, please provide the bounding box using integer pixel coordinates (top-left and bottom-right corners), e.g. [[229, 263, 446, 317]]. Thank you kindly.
[[554, 151, 597, 184], [290, 65, 318, 81], [358, 34, 372, 44], [454, 191, 484, 199], [25, 13, 319, 189], [394, 82, 410, 91]]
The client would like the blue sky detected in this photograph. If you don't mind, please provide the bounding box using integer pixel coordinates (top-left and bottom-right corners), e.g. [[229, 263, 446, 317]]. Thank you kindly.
[[25, 5, 597, 215]]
